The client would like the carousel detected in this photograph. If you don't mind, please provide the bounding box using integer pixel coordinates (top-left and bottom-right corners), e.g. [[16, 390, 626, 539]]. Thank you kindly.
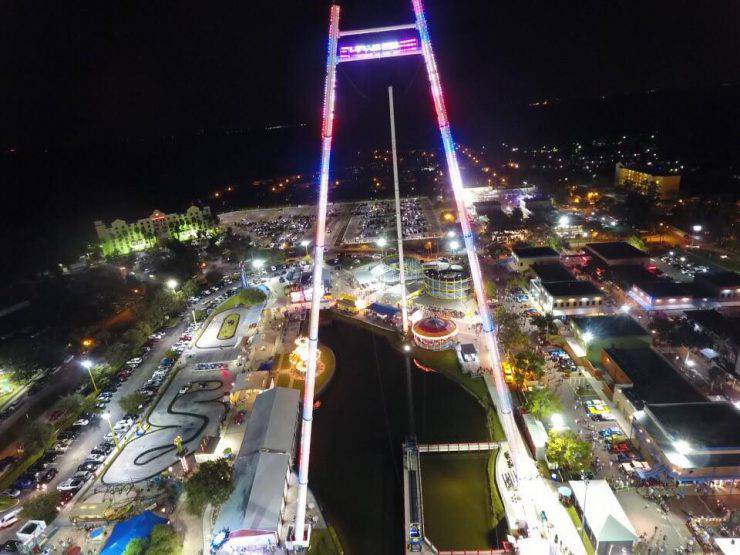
[[412, 315, 458, 351]]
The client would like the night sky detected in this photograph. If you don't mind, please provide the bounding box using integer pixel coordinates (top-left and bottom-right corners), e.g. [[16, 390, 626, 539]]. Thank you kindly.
[[2, 1, 739, 275], [3, 0, 739, 143]]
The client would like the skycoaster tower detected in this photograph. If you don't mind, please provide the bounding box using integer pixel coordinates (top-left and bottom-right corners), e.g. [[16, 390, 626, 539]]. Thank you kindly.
[[294, 2, 582, 552]]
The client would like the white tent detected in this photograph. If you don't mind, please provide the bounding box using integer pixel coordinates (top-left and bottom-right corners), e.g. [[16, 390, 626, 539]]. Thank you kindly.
[[569, 480, 638, 554]]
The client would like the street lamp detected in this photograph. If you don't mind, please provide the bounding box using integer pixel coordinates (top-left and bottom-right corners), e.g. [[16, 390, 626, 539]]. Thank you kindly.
[[558, 215, 570, 227], [252, 259, 265, 271], [80, 359, 98, 393], [300, 239, 310, 256], [376, 237, 387, 258], [692, 225, 702, 233], [582, 331, 594, 345], [449, 240, 460, 254], [403, 344, 411, 353], [550, 413, 566, 429], [166, 278, 178, 290], [102, 413, 121, 450], [446, 230, 456, 239]]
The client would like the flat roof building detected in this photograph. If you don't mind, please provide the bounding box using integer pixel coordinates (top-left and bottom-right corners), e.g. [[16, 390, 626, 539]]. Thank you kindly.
[[585, 242, 650, 268], [570, 315, 651, 363], [694, 272, 740, 307], [601, 348, 704, 420], [531, 263, 575, 283], [628, 280, 696, 311], [615, 162, 681, 198], [633, 402, 740, 481], [685, 310, 740, 376], [511, 245, 560, 270], [533, 280, 604, 316]]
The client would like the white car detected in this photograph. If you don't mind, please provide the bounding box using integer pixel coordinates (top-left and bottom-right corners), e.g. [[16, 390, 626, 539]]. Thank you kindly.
[[85, 454, 106, 464], [57, 478, 84, 491], [73, 418, 90, 427]]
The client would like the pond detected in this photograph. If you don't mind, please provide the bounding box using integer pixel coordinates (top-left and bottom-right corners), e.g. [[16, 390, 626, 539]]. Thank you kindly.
[[310, 318, 504, 554]]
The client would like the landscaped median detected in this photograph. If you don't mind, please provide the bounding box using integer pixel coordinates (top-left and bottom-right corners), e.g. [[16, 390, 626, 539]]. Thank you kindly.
[[217, 313, 240, 340]]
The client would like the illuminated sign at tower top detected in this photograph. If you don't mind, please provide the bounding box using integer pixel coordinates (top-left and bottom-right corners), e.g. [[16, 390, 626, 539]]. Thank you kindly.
[[338, 36, 420, 62]]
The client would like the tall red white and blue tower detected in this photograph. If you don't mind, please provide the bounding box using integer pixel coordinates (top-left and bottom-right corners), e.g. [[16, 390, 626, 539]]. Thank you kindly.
[[294, 2, 578, 552]]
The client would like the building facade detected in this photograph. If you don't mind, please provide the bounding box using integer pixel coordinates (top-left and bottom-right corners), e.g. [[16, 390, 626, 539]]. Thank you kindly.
[[94, 205, 214, 256], [615, 162, 681, 198], [511, 246, 560, 270]]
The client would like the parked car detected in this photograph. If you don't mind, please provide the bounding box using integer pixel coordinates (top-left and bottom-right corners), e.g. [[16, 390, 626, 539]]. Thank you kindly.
[[36, 467, 58, 487], [13, 473, 38, 490], [85, 453, 106, 464], [0, 509, 23, 530], [57, 478, 84, 492], [77, 461, 101, 473]]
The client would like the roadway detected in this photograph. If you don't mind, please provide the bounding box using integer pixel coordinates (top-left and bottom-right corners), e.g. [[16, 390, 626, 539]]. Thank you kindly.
[[0, 282, 236, 544]]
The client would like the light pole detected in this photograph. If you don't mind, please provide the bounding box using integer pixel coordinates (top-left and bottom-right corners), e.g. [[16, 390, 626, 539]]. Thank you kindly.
[[81, 359, 98, 393], [448, 239, 460, 257], [166, 278, 178, 291], [300, 239, 310, 257], [691, 224, 702, 248], [102, 413, 121, 450]]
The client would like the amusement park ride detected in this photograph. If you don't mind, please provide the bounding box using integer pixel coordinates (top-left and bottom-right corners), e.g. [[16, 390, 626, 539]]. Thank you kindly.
[[293, 2, 583, 552]]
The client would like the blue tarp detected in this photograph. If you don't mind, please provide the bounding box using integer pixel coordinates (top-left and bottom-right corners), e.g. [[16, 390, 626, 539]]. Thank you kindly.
[[259, 359, 274, 371], [100, 511, 167, 555], [368, 302, 399, 317]]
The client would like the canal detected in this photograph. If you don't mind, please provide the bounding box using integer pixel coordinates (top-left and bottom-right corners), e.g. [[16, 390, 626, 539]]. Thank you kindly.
[[310, 318, 503, 554]]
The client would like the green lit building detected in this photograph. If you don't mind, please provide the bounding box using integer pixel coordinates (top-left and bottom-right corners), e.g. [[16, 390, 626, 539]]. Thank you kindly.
[[94, 205, 214, 257]]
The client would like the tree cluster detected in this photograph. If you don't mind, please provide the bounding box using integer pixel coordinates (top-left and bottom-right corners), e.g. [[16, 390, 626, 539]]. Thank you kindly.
[[546, 430, 591, 473], [123, 524, 182, 555], [183, 458, 234, 516]]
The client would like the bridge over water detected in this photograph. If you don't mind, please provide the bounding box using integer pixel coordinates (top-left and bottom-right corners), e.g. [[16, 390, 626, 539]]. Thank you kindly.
[[417, 442, 499, 453]]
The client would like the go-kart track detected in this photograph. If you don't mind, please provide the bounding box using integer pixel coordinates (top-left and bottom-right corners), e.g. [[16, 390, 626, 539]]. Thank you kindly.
[[102, 303, 264, 485]]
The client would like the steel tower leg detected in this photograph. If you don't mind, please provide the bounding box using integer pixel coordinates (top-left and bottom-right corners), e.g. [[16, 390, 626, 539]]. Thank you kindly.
[[411, 0, 533, 482], [293, 5, 341, 547], [388, 86, 409, 334]]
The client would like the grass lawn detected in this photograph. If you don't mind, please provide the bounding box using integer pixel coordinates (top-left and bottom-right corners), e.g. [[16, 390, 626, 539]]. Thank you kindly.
[[308, 526, 343, 555], [486, 450, 506, 524], [212, 288, 267, 317], [0, 496, 18, 512], [566, 506, 596, 555], [273, 346, 336, 396], [217, 313, 240, 340]]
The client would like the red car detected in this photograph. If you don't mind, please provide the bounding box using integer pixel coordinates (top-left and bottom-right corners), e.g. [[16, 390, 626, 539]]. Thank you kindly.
[[57, 490, 75, 509], [48, 410, 63, 422]]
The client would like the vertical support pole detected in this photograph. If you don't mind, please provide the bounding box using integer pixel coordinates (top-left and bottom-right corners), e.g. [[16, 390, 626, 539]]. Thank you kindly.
[[388, 86, 409, 335], [294, 5, 341, 547]]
